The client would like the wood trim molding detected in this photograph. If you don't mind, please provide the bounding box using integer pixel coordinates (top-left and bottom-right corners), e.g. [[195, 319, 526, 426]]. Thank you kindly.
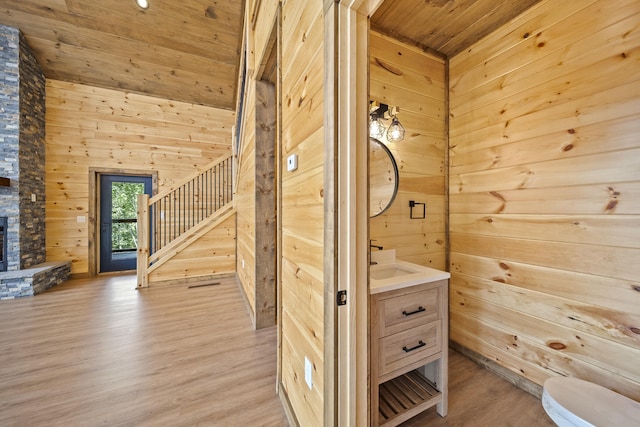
[[323, 3, 339, 425], [444, 59, 451, 272], [274, 2, 284, 400], [250, 0, 262, 30], [450, 341, 544, 398], [329, 2, 371, 424], [278, 388, 300, 427]]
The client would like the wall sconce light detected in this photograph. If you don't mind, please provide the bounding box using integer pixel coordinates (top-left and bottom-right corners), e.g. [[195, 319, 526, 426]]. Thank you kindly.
[[387, 115, 405, 142], [370, 102, 405, 142], [369, 102, 387, 139], [369, 111, 386, 139]]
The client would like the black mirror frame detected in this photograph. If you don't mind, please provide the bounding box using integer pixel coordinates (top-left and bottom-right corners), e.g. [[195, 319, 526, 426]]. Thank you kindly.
[[369, 137, 399, 218]]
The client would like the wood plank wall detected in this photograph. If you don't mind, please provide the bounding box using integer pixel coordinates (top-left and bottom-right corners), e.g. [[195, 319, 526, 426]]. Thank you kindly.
[[235, 77, 277, 329], [449, 0, 640, 399], [369, 32, 447, 270], [46, 80, 235, 276], [147, 215, 236, 283], [279, 0, 326, 425], [251, 0, 279, 72], [236, 82, 257, 314]]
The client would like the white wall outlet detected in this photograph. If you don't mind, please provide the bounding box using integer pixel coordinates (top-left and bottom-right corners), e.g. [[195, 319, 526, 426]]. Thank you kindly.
[[31, 193, 36, 202], [76, 215, 86, 223], [287, 154, 298, 172], [241, 258, 245, 269], [304, 356, 313, 390]]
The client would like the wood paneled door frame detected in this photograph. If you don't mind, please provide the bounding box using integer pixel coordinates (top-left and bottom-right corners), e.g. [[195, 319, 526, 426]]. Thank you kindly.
[[88, 168, 158, 277], [325, 0, 383, 424]]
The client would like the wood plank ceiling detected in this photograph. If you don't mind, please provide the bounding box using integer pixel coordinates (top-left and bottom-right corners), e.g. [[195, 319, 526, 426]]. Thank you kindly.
[[0, 1, 543, 110], [0, 0, 244, 110], [371, 0, 543, 57]]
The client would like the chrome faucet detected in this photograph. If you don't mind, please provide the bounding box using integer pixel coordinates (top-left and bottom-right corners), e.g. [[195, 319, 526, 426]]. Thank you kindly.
[[369, 240, 383, 265]]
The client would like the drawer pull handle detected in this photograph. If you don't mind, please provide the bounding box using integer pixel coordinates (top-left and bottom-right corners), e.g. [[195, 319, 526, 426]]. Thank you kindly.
[[402, 306, 426, 316], [402, 341, 426, 353]]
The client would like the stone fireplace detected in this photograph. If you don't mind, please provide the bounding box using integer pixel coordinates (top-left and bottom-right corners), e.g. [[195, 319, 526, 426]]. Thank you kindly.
[[0, 24, 70, 298]]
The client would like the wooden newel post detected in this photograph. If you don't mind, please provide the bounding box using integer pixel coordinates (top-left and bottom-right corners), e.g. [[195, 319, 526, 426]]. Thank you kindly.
[[137, 193, 150, 288]]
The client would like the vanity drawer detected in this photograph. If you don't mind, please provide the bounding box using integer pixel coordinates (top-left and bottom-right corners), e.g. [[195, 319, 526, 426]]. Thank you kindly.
[[378, 320, 442, 377], [377, 287, 440, 337]]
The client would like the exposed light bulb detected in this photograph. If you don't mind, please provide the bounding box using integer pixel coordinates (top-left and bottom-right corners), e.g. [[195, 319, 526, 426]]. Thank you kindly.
[[136, 0, 149, 10], [386, 116, 405, 142], [369, 114, 386, 139]]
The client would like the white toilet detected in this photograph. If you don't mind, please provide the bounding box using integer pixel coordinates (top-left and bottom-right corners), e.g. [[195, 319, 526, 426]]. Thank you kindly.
[[542, 376, 640, 427]]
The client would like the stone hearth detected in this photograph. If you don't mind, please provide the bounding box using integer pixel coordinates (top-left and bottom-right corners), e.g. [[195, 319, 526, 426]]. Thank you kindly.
[[0, 261, 71, 300]]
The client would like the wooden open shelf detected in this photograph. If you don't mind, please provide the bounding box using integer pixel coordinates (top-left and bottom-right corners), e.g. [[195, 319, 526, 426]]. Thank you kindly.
[[378, 369, 442, 427]]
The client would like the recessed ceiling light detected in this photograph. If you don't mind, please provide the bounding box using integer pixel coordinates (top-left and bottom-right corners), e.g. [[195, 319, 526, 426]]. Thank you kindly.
[[136, 0, 149, 10]]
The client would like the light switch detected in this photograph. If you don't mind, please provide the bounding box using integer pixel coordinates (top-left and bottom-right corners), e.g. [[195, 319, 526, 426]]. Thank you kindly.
[[287, 154, 298, 172], [76, 216, 86, 223], [304, 356, 313, 390], [31, 193, 36, 202]]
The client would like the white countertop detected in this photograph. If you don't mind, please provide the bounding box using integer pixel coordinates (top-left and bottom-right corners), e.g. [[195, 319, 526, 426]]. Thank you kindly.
[[369, 250, 450, 294]]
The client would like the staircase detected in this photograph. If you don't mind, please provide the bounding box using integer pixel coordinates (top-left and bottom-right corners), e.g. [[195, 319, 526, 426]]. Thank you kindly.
[[136, 154, 234, 288]]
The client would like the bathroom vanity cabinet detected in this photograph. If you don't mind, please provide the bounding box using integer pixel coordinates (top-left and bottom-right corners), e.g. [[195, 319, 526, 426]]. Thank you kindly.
[[370, 279, 448, 426]]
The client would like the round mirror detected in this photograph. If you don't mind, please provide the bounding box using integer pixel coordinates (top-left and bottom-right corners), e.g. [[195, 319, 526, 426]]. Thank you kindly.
[[369, 138, 399, 217]]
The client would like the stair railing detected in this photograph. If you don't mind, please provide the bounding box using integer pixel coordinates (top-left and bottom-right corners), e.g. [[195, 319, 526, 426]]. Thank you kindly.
[[137, 154, 233, 287]]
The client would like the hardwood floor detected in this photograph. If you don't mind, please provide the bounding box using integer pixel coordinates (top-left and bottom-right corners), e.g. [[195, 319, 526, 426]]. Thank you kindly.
[[0, 274, 554, 426], [400, 350, 555, 427], [0, 275, 288, 426]]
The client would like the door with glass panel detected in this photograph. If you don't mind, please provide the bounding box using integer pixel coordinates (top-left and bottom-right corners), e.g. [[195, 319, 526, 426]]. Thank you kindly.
[[99, 174, 152, 272]]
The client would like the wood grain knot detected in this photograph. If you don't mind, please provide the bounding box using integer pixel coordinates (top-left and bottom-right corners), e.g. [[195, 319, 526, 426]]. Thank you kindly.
[[605, 199, 618, 212], [375, 58, 404, 76], [499, 262, 509, 270], [630, 327, 640, 335], [548, 342, 566, 350], [567, 128, 575, 134], [562, 144, 574, 152], [490, 191, 506, 202], [523, 32, 530, 39], [205, 6, 217, 19]]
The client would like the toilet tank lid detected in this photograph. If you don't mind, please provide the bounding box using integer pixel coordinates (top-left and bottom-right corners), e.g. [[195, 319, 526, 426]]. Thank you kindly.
[[543, 377, 640, 427]]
